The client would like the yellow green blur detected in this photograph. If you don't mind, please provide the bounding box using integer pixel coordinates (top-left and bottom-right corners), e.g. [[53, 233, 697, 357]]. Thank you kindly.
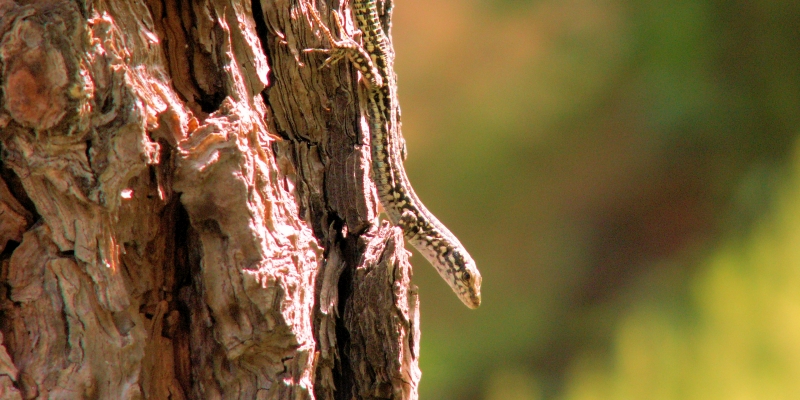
[[390, 0, 800, 398]]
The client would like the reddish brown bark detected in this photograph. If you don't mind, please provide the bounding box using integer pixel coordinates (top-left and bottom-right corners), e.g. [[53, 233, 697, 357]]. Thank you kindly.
[[0, 0, 419, 398]]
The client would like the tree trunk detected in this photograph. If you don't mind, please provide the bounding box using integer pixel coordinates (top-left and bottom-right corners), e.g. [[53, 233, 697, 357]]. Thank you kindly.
[[0, 0, 420, 398]]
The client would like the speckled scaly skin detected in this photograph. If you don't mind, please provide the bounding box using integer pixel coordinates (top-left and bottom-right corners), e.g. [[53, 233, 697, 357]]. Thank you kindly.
[[309, 1, 481, 308]]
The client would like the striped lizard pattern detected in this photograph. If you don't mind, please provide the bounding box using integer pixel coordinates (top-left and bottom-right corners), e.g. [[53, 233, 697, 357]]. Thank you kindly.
[[307, 0, 482, 308]]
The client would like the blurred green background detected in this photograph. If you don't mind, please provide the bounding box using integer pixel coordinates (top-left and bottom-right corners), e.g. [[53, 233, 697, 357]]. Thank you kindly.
[[390, 0, 800, 398]]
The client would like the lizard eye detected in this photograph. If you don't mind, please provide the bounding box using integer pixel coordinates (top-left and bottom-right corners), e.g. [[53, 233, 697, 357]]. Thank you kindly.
[[462, 270, 471, 282]]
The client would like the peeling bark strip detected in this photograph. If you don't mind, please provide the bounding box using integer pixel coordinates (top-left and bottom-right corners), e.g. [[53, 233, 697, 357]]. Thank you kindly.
[[0, 0, 418, 399], [344, 223, 420, 399]]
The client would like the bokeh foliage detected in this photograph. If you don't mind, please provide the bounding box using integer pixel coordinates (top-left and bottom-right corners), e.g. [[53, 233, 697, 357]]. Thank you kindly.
[[390, 0, 800, 398]]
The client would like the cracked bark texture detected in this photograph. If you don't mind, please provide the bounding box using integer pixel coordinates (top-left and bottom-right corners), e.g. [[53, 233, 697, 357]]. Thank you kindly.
[[0, 0, 419, 399]]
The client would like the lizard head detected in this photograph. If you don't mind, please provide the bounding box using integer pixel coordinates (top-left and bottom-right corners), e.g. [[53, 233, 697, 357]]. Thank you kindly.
[[444, 248, 482, 309]]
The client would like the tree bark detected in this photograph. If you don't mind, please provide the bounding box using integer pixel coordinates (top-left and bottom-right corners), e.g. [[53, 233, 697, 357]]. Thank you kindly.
[[0, 0, 419, 398]]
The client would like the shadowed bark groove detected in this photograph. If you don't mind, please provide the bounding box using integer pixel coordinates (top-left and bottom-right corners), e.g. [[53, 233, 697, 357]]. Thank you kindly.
[[0, 0, 419, 398]]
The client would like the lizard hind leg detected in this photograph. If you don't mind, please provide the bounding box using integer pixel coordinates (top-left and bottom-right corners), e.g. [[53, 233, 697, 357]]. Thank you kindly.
[[304, 3, 383, 88]]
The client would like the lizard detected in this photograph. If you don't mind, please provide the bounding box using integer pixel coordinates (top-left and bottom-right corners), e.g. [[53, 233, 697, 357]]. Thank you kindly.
[[305, 0, 482, 309]]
